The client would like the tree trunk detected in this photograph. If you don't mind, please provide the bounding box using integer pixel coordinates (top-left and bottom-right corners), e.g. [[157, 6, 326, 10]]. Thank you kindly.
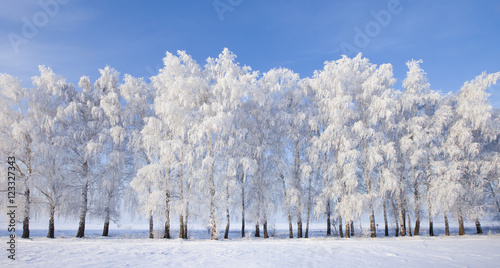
[[294, 140, 303, 239], [403, 207, 406, 232], [305, 173, 313, 238], [149, 211, 154, 239], [297, 218, 303, 238], [102, 207, 110, 237], [47, 203, 55, 238], [22, 188, 30, 238], [164, 189, 171, 239], [383, 201, 389, 236], [345, 220, 350, 238], [365, 147, 375, 238], [263, 219, 269, 238], [102, 192, 112, 237], [183, 202, 189, 239], [474, 218, 483, 234], [369, 210, 376, 238], [224, 212, 230, 239], [280, 174, 293, 238], [350, 220, 355, 237], [458, 212, 465, 236], [209, 156, 217, 240], [22, 135, 32, 239], [224, 182, 230, 239], [413, 179, 420, 236], [339, 216, 344, 238], [391, 199, 399, 237], [179, 214, 185, 239], [255, 223, 260, 237], [427, 193, 434, 236], [241, 171, 245, 238], [326, 199, 332, 236], [76, 179, 89, 238], [444, 211, 450, 236], [398, 194, 406, 236], [407, 209, 412, 236], [179, 168, 185, 239]]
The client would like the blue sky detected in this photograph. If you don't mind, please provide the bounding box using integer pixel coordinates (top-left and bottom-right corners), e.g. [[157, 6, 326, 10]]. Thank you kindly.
[[1, 0, 499, 106]]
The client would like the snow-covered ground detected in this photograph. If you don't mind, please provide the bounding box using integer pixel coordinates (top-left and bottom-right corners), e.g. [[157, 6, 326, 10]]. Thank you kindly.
[[2, 220, 500, 267]]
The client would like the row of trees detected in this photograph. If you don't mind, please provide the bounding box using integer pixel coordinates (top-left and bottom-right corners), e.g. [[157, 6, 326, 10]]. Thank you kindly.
[[1, 49, 499, 239]]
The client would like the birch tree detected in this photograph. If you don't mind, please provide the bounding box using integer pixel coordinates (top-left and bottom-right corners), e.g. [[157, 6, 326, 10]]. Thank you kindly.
[[30, 66, 75, 238], [0, 73, 33, 238], [57, 75, 107, 238]]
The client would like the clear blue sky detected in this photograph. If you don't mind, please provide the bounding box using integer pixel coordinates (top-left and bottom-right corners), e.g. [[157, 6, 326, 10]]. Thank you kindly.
[[1, 0, 499, 106]]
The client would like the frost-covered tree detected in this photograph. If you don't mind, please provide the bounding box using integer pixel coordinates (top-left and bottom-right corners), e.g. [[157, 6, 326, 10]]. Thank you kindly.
[[444, 72, 500, 235], [30, 66, 75, 238], [399, 60, 442, 236], [1, 50, 500, 240], [57, 74, 108, 238], [96, 66, 130, 237], [261, 68, 309, 238], [193, 48, 256, 240], [308, 55, 362, 238], [122, 74, 154, 237], [352, 59, 396, 238], [0, 73, 33, 238], [146, 50, 207, 239]]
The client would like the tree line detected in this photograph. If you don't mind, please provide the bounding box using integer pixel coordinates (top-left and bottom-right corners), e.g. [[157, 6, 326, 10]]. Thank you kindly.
[[1, 49, 499, 239]]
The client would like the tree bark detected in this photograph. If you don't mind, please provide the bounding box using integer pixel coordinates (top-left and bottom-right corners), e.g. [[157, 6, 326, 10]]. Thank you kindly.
[[398, 193, 406, 236], [474, 218, 483, 234], [369, 210, 376, 238], [339, 216, 344, 238], [47, 203, 55, 238], [350, 220, 354, 237], [305, 172, 313, 238], [326, 199, 332, 236], [22, 134, 32, 239], [263, 219, 269, 238], [383, 201, 389, 236], [149, 211, 154, 239], [391, 199, 399, 237], [164, 189, 171, 239], [224, 182, 230, 239], [407, 209, 412, 236], [427, 187, 434, 236], [22, 188, 30, 238], [102, 192, 112, 236], [345, 220, 350, 238], [183, 201, 189, 239], [294, 141, 303, 238], [365, 144, 375, 238], [458, 212, 465, 236], [428, 201, 434, 236], [209, 151, 217, 240], [76, 178, 89, 238], [179, 167, 185, 239], [241, 171, 245, 238], [444, 211, 450, 236], [280, 173, 293, 238], [102, 207, 110, 237], [413, 178, 420, 236], [179, 214, 185, 239], [255, 223, 260, 237], [297, 218, 303, 238]]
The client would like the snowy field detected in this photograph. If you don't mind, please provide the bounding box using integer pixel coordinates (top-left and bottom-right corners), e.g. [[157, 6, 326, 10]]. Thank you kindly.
[[2, 220, 500, 267]]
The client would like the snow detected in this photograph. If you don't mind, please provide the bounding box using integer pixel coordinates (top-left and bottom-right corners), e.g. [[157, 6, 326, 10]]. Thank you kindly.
[[2, 222, 500, 268]]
